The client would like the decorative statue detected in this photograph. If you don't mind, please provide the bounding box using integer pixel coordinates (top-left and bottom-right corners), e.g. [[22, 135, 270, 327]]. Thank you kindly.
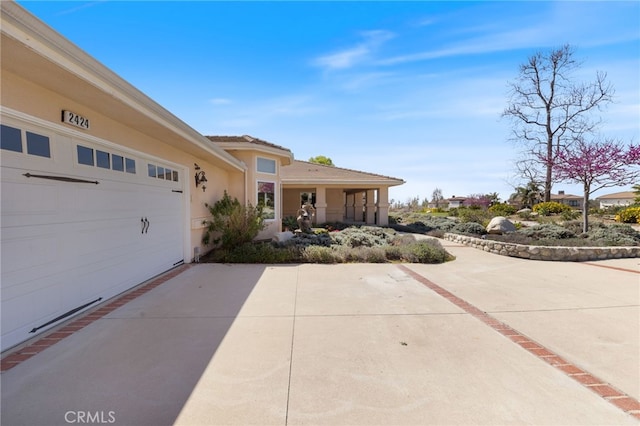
[[296, 203, 316, 233]]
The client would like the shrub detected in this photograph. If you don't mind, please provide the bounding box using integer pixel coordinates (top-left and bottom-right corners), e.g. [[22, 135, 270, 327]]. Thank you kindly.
[[211, 242, 300, 263], [517, 209, 533, 220], [398, 240, 454, 263], [282, 215, 298, 231], [587, 224, 639, 246], [519, 223, 576, 239], [455, 207, 492, 224], [275, 232, 333, 249], [331, 226, 395, 248], [302, 246, 340, 263], [202, 191, 265, 248], [617, 206, 640, 223], [390, 234, 418, 246], [533, 202, 573, 216], [489, 204, 517, 216], [453, 222, 487, 235]]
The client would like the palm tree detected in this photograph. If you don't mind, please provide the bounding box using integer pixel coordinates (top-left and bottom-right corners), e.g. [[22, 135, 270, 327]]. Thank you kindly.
[[511, 181, 543, 209]]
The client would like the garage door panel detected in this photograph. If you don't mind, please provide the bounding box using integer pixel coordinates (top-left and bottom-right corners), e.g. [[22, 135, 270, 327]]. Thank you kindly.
[[1, 228, 60, 277], [1, 275, 66, 335], [1, 122, 186, 351]]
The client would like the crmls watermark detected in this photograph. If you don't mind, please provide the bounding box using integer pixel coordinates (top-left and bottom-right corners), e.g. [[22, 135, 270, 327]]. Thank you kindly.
[[64, 411, 116, 424]]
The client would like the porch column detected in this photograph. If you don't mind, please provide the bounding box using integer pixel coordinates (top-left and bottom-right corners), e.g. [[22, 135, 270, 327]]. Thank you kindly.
[[376, 186, 390, 226], [354, 191, 365, 222], [345, 193, 355, 221], [314, 186, 327, 224], [365, 190, 376, 224]]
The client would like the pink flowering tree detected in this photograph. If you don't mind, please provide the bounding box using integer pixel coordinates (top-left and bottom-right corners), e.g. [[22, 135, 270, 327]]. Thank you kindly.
[[548, 137, 640, 232]]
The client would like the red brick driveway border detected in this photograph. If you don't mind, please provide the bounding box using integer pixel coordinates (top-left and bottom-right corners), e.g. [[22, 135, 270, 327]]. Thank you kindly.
[[397, 264, 640, 421], [1, 264, 192, 372]]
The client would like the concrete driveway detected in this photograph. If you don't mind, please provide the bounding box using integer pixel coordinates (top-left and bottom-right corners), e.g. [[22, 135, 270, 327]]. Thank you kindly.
[[1, 240, 638, 425]]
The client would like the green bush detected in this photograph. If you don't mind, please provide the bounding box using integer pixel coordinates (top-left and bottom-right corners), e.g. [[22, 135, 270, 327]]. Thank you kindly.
[[302, 246, 340, 263], [276, 232, 332, 248], [453, 222, 487, 235], [532, 202, 573, 216], [397, 240, 454, 263], [587, 224, 640, 246], [202, 191, 265, 248], [282, 215, 298, 231], [519, 223, 576, 239], [455, 207, 492, 224], [617, 206, 640, 224], [211, 242, 300, 263], [330, 226, 395, 248], [489, 204, 517, 216]]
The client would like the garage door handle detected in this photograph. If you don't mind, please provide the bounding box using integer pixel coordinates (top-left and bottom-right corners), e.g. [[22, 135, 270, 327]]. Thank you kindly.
[[141, 217, 149, 234]]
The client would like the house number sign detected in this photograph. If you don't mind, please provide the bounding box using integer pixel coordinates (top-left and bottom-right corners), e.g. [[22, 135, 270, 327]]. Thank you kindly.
[[62, 110, 90, 130]]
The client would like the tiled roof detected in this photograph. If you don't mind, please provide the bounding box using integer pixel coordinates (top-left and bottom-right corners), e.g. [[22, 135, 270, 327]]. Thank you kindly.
[[595, 191, 636, 200], [550, 193, 582, 200], [280, 160, 404, 186], [206, 135, 292, 153]]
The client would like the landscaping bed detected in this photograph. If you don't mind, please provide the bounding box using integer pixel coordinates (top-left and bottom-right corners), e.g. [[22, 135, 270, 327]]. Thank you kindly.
[[202, 226, 455, 264]]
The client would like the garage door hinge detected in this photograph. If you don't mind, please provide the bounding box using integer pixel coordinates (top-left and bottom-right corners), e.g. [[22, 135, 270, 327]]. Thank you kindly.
[[23, 173, 99, 185]]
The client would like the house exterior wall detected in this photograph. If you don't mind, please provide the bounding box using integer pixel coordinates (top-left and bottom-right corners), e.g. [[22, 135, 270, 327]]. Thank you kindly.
[[598, 197, 635, 209], [283, 187, 315, 221], [223, 150, 282, 239], [2, 69, 241, 260]]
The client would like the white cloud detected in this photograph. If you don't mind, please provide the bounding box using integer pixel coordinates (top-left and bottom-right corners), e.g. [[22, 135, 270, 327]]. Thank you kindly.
[[208, 94, 324, 131], [209, 98, 232, 105], [313, 30, 395, 71]]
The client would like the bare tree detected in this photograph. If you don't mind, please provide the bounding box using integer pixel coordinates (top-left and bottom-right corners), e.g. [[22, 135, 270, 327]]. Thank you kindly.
[[503, 44, 614, 202], [431, 188, 444, 208]]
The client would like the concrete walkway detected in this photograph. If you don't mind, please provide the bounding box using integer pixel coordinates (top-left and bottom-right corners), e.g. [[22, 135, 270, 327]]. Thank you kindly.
[[1, 240, 638, 425]]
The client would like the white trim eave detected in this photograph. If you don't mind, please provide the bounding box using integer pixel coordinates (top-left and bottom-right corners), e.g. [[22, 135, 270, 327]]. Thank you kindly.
[[281, 179, 405, 187], [1, 1, 245, 172]]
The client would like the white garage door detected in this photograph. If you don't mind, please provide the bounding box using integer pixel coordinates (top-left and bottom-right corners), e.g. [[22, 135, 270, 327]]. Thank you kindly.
[[1, 117, 185, 351]]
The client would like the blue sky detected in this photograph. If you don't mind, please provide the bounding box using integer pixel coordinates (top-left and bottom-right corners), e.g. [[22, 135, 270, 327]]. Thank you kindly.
[[17, 1, 640, 203]]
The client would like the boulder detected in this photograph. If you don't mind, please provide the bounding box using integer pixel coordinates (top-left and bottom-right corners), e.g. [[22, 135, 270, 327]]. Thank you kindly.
[[486, 216, 516, 235], [272, 231, 294, 243]]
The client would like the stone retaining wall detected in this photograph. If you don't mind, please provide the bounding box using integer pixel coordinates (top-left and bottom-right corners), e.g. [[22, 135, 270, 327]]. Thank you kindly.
[[444, 233, 640, 261]]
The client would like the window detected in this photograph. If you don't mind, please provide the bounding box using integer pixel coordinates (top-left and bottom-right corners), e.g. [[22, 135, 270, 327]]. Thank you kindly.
[[147, 163, 179, 182], [26, 132, 51, 158], [77, 145, 136, 175], [257, 157, 276, 174], [1, 126, 51, 158], [1, 125, 22, 153], [77, 145, 94, 166], [257, 181, 275, 220], [112, 155, 124, 172], [96, 150, 110, 169], [126, 158, 136, 174]]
